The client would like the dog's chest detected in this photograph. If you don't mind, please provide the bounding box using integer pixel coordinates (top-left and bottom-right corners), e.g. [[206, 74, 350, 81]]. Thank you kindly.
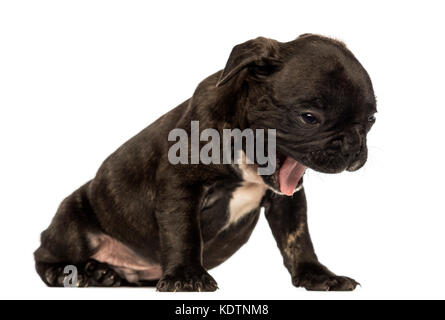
[[199, 153, 267, 240], [225, 155, 267, 228], [227, 181, 265, 226]]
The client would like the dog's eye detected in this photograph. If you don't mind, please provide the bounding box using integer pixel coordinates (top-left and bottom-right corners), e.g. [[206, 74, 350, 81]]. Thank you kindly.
[[301, 113, 319, 125], [368, 114, 376, 123]]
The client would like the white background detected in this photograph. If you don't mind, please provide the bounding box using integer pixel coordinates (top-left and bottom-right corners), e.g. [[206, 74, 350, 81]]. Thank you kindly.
[[1, 0, 444, 300]]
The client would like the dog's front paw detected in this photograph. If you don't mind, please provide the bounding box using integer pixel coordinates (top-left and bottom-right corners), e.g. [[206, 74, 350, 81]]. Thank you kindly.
[[156, 265, 218, 292], [292, 262, 359, 291]]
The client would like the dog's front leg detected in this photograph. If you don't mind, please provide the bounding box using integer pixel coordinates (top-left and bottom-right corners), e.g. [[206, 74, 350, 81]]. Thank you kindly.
[[155, 183, 217, 292], [264, 188, 359, 291]]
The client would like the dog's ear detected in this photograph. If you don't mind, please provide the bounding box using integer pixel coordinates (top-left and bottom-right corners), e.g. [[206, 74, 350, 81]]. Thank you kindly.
[[216, 37, 282, 87]]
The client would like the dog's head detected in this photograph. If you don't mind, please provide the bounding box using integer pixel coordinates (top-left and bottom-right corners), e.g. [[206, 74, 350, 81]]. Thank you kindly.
[[217, 34, 377, 195]]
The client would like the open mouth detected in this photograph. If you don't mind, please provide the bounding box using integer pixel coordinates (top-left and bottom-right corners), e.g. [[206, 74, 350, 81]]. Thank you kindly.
[[277, 155, 307, 196]]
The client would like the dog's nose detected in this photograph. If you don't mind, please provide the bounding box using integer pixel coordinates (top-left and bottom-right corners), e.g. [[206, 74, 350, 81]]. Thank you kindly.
[[331, 127, 363, 158], [343, 136, 361, 155], [339, 126, 364, 156], [330, 138, 359, 154]]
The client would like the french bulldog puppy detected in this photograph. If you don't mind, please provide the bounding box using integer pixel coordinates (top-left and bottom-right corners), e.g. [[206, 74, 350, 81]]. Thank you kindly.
[[34, 34, 376, 291]]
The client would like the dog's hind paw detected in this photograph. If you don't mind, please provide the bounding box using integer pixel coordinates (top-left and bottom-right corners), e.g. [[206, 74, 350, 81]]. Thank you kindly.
[[156, 265, 218, 292], [83, 260, 122, 287]]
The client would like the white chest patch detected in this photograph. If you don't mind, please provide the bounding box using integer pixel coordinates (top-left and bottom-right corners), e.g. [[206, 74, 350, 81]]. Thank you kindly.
[[225, 152, 267, 228]]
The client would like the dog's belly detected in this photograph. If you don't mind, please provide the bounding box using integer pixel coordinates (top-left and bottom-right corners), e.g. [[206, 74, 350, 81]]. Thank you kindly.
[[89, 233, 163, 282], [202, 207, 261, 269], [88, 181, 265, 282]]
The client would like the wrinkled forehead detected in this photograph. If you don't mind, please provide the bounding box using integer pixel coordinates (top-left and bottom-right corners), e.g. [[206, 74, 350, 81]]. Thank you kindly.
[[271, 47, 376, 112]]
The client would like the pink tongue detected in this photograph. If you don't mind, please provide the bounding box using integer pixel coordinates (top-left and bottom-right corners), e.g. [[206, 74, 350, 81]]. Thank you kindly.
[[279, 157, 307, 196]]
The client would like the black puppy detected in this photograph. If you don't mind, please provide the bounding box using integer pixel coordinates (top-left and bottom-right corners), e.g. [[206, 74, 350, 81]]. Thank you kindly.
[[35, 34, 376, 291]]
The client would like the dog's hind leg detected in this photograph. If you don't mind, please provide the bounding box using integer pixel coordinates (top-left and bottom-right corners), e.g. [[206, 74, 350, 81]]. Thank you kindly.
[[34, 182, 126, 287], [35, 259, 127, 287]]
